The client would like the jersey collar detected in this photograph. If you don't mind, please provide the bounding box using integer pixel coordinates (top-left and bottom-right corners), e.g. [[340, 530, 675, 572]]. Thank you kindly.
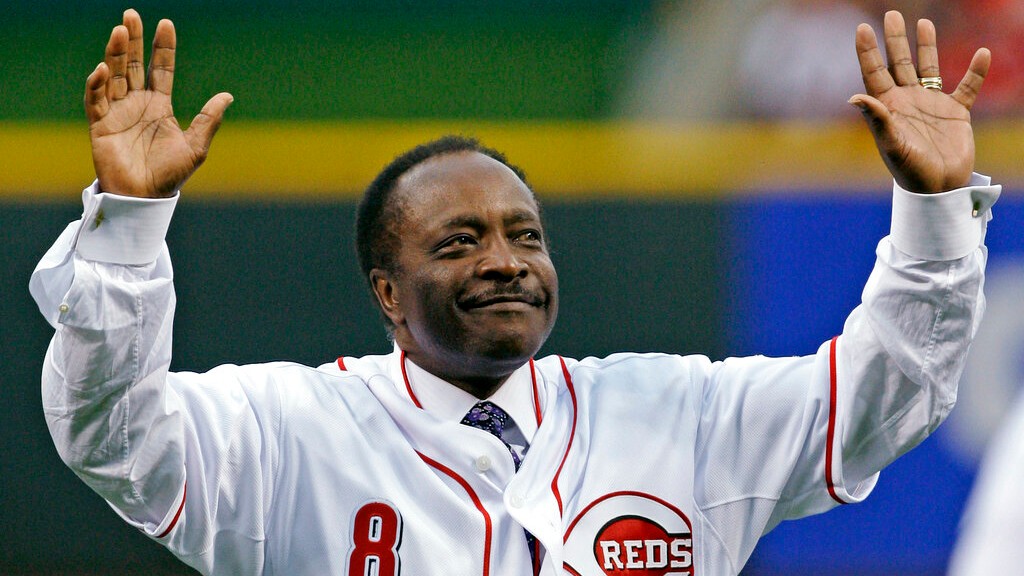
[[393, 345, 542, 444]]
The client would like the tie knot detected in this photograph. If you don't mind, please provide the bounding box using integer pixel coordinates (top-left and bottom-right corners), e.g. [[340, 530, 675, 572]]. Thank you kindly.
[[461, 401, 511, 440]]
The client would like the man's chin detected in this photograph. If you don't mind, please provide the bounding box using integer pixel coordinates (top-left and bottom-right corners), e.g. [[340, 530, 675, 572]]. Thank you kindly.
[[469, 328, 546, 365]]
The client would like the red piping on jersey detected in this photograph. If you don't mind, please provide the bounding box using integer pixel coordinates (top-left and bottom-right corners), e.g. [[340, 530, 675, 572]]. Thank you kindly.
[[400, 350, 425, 409], [418, 452, 492, 576], [562, 490, 693, 544], [336, 356, 347, 371], [156, 482, 186, 538], [531, 537, 541, 576], [551, 356, 577, 514], [528, 357, 543, 576], [529, 358, 542, 427], [825, 336, 848, 505]]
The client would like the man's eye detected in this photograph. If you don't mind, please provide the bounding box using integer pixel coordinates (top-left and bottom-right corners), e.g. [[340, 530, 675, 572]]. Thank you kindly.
[[445, 234, 476, 247], [515, 230, 542, 243]]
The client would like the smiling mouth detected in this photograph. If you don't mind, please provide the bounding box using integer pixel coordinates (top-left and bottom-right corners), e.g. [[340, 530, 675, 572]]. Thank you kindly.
[[459, 292, 545, 311]]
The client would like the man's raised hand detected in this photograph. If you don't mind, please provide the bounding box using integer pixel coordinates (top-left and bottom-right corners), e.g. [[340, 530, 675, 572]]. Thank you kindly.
[[85, 9, 232, 198], [850, 11, 990, 193]]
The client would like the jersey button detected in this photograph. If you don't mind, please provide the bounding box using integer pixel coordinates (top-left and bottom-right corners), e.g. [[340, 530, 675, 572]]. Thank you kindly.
[[510, 492, 526, 508], [475, 455, 492, 472]]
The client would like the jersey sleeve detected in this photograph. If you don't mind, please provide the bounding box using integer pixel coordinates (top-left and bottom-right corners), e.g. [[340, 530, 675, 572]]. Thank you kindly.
[[694, 176, 999, 544], [31, 183, 274, 573]]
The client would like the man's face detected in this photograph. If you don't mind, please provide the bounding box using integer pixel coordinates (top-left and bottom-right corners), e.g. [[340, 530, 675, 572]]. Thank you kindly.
[[373, 151, 559, 387]]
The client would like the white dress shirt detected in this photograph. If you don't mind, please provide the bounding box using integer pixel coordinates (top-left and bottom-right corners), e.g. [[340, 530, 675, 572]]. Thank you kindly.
[[400, 349, 540, 459]]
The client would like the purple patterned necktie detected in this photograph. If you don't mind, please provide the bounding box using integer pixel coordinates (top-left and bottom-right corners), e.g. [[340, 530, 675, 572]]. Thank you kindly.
[[461, 401, 538, 570], [460, 401, 522, 469]]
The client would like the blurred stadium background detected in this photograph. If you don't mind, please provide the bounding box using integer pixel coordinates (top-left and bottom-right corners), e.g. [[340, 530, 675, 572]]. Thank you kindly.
[[2, 0, 1022, 574]]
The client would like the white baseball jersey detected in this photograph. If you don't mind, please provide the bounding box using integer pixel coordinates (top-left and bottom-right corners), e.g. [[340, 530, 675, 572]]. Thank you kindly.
[[32, 177, 999, 575]]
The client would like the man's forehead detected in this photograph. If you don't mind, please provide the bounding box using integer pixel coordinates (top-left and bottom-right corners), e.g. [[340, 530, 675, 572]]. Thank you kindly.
[[392, 151, 538, 214], [400, 150, 524, 187]]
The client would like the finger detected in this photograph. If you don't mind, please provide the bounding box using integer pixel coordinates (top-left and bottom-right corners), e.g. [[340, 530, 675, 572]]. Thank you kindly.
[[123, 9, 145, 91], [148, 19, 176, 96], [184, 92, 234, 161], [104, 25, 129, 101], [849, 93, 908, 181], [883, 11, 918, 86], [85, 63, 110, 124], [856, 23, 895, 96], [849, 94, 895, 142], [951, 47, 991, 110], [916, 18, 940, 80]]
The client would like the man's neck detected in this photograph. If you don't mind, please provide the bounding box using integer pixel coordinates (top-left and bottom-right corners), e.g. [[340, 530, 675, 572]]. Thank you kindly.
[[400, 352, 541, 445], [409, 356, 513, 399], [397, 341, 528, 400], [446, 375, 508, 400]]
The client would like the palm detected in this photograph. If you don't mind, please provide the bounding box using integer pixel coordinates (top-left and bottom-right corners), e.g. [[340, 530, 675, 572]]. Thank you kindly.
[[852, 12, 989, 193], [86, 11, 231, 198], [872, 85, 975, 192], [91, 92, 201, 198]]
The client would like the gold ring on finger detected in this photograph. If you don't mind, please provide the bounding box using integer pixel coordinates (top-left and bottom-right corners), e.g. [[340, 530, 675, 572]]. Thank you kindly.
[[918, 76, 943, 90]]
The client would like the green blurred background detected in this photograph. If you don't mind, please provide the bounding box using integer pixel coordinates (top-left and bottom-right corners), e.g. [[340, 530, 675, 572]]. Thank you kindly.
[[2, 0, 644, 121]]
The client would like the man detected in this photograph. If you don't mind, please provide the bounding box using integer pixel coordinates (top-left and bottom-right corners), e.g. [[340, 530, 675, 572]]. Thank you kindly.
[[31, 8, 997, 576]]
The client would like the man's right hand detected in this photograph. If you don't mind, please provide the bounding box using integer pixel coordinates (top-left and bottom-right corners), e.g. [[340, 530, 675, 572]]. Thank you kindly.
[[86, 9, 232, 199]]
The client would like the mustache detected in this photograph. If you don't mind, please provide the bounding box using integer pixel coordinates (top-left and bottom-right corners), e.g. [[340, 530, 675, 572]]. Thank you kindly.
[[458, 284, 546, 308]]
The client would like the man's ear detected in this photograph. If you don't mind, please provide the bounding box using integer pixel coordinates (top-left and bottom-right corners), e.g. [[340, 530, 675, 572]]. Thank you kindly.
[[370, 268, 404, 326]]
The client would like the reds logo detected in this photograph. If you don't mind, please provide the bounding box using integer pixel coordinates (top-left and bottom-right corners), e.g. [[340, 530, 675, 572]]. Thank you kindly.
[[564, 492, 694, 576]]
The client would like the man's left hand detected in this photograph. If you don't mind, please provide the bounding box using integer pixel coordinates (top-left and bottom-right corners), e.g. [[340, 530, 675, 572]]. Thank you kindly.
[[851, 10, 990, 194]]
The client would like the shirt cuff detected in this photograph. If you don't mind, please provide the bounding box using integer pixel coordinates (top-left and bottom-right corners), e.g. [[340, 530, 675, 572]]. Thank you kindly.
[[75, 181, 179, 265], [890, 173, 1001, 261]]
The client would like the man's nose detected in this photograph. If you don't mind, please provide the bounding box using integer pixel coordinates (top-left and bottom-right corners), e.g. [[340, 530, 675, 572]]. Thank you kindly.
[[477, 239, 528, 280]]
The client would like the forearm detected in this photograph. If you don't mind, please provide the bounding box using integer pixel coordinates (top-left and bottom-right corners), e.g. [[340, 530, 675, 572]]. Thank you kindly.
[[835, 175, 998, 483], [725, 176, 1000, 530], [34, 183, 184, 528]]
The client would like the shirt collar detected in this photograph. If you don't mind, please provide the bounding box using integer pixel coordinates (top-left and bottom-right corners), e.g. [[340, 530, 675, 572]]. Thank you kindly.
[[394, 345, 540, 443]]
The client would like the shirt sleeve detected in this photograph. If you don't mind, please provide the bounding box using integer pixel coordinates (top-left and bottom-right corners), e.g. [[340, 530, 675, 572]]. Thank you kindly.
[[31, 183, 272, 574], [695, 176, 999, 544]]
